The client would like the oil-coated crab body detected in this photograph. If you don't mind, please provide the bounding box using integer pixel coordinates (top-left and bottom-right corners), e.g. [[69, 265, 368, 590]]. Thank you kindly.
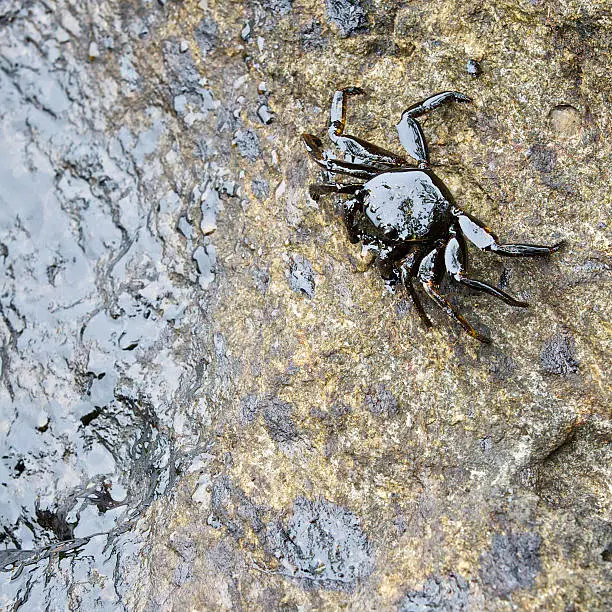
[[361, 170, 452, 242], [302, 87, 563, 342]]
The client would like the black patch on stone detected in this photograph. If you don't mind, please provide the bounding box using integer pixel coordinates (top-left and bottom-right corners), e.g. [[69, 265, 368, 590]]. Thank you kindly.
[[528, 144, 557, 173], [287, 255, 315, 298], [234, 129, 260, 162], [301, 20, 327, 51], [480, 532, 542, 598], [364, 383, 398, 417], [251, 178, 270, 200], [35, 506, 75, 542], [539, 333, 579, 375], [209, 476, 265, 539], [266, 496, 373, 590], [466, 59, 482, 77], [239, 393, 260, 424], [195, 18, 218, 57], [261, 397, 299, 443], [399, 573, 470, 611], [251, 267, 271, 294], [163, 41, 202, 96], [325, 0, 367, 37], [259, 0, 292, 16]]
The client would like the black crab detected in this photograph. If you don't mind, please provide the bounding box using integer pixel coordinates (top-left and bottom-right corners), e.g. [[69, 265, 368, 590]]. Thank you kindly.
[[302, 87, 563, 343]]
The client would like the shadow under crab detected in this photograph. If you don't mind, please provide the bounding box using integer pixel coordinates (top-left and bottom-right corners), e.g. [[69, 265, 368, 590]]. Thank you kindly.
[[302, 88, 563, 342]]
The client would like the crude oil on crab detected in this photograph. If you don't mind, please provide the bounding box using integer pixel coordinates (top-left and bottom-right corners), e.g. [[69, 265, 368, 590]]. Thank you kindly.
[[302, 88, 563, 343]]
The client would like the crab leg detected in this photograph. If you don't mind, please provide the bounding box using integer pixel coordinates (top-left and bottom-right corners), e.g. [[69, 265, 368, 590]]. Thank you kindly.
[[308, 182, 362, 201], [328, 87, 410, 168], [396, 91, 471, 168], [398, 251, 432, 328], [302, 134, 379, 179], [418, 245, 489, 342], [329, 87, 364, 134], [401, 91, 472, 120], [396, 116, 429, 167], [421, 281, 489, 342], [444, 233, 528, 307], [454, 209, 564, 256], [342, 198, 366, 244], [406, 281, 432, 328]]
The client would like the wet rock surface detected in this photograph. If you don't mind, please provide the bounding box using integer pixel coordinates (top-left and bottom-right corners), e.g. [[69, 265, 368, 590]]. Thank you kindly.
[[1, 0, 611, 610], [539, 331, 580, 375], [325, 0, 368, 37], [399, 572, 471, 611], [480, 532, 542, 599], [266, 496, 374, 589]]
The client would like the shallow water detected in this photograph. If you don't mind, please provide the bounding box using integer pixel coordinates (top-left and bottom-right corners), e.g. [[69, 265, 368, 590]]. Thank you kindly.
[[0, 2, 222, 607]]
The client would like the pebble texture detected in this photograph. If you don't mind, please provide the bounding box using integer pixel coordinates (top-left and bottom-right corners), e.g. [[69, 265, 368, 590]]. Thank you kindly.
[[0, 0, 611, 610]]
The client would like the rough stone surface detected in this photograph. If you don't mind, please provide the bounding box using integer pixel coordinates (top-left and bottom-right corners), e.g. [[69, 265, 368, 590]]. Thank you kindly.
[[1, 0, 611, 610], [399, 573, 471, 611], [540, 332, 580, 375], [325, 0, 367, 37], [266, 496, 374, 589], [480, 532, 542, 599]]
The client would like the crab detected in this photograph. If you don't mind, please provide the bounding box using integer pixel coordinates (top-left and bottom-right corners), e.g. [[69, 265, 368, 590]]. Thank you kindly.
[[302, 87, 563, 343]]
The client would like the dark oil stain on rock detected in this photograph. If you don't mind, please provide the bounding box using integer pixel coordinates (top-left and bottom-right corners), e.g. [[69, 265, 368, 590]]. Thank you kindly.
[[528, 144, 557, 173], [261, 397, 300, 444], [195, 17, 218, 57], [479, 532, 542, 598], [287, 255, 316, 298], [399, 573, 470, 611], [539, 333, 579, 375], [209, 476, 265, 539], [466, 59, 482, 77], [259, 0, 293, 17], [233, 128, 261, 162], [251, 178, 270, 201], [266, 496, 374, 590], [364, 383, 399, 417], [301, 19, 327, 51], [325, 0, 368, 37]]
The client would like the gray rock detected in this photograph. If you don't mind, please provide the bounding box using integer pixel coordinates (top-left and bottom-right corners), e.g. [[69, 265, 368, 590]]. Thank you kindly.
[[399, 573, 470, 611], [480, 532, 542, 598], [540, 333, 579, 375], [266, 497, 374, 589], [325, 0, 367, 37]]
